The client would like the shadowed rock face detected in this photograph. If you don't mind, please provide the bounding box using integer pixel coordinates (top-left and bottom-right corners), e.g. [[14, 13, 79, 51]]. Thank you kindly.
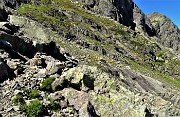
[[133, 4, 155, 36], [1, 0, 28, 9], [0, 58, 15, 82], [0, 8, 8, 21], [148, 12, 180, 53], [0, 59, 9, 82]]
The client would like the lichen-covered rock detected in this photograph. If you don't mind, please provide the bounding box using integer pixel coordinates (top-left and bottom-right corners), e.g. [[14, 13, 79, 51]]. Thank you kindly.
[[61, 65, 96, 91], [60, 65, 147, 116]]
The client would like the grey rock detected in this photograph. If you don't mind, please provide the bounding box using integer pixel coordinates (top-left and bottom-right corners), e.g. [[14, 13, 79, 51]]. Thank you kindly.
[[0, 49, 10, 59], [29, 58, 46, 68], [78, 0, 155, 36], [13, 106, 19, 111], [62, 88, 89, 110], [51, 78, 65, 91], [49, 91, 63, 101], [34, 69, 46, 78], [46, 61, 64, 75], [59, 100, 68, 109], [5, 107, 13, 112], [147, 12, 180, 53], [0, 103, 4, 111]]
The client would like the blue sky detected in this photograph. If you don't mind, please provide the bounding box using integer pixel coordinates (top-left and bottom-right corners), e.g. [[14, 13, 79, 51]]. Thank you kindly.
[[133, 0, 180, 29]]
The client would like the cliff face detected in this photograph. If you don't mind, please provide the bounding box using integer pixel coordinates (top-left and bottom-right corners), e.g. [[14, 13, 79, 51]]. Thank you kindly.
[[148, 12, 180, 53], [0, 0, 180, 117], [78, 0, 155, 36]]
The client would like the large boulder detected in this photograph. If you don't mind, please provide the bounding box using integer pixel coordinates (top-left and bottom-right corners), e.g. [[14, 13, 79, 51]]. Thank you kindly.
[[60, 65, 96, 91]]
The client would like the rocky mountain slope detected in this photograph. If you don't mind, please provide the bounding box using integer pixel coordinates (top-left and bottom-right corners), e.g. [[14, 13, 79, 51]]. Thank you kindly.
[[0, 0, 180, 117], [148, 12, 180, 53]]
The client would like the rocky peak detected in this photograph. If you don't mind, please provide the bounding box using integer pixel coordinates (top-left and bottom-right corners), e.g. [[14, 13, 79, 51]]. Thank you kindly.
[[78, 0, 155, 36], [147, 12, 180, 53]]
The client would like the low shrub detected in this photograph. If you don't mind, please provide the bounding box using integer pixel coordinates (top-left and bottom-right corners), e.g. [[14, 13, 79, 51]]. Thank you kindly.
[[25, 99, 46, 117], [40, 77, 55, 91], [12, 94, 25, 105], [29, 89, 40, 99]]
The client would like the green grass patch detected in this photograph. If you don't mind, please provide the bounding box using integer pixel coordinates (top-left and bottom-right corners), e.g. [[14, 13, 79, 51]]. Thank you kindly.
[[40, 77, 56, 92], [12, 94, 25, 105], [29, 89, 40, 99], [128, 58, 180, 88], [24, 99, 46, 117]]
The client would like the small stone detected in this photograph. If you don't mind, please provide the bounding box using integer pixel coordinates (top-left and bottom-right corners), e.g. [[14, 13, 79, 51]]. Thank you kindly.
[[14, 90, 22, 95], [30, 58, 46, 68], [35, 69, 47, 78], [51, 78, 65, 91], [65, 61, 74, 68], [13, 106, 20, 111], [43, 98, 50, 105], [60, 100, 68, 109], [49, 92, 63, 101], [0, 104, 4, 111], [69, 114, 74, 117], [46, 61, 64, 75], [6, 107, 13, 112]]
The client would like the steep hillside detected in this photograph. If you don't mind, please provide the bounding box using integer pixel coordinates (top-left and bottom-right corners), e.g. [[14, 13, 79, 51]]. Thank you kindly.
[[0, 0, 180, 117]]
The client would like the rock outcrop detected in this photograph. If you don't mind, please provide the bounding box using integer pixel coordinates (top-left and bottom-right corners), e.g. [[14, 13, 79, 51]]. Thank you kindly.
[[148, 12, 180, 53], [78, 0, 155, 36]]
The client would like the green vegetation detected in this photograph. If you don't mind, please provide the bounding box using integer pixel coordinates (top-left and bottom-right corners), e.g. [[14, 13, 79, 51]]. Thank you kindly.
[[18, 0, 127, 37], [18, 3, 71, 32], [111, 26, 128, 35], [127, 58, 180, 88], [40, 77, 55, 91], [22, 88, 40, 99], [29, 89, 40, 99], [46, 97, 59, 110], [17, 0, 180, 89], [12, 94, 25, 105], [24, 99, 45, 117]]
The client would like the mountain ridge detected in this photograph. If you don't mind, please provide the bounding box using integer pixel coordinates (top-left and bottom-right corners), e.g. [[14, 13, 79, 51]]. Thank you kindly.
[[0, 0, 180, 116]]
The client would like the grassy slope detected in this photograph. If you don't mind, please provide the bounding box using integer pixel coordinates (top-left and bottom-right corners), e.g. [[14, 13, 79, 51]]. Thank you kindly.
[[17, 0, 180, 88]]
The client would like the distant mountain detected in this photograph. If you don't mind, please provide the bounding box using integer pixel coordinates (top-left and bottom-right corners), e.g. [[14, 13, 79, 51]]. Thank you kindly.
[[148, 12, 180, 53]]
